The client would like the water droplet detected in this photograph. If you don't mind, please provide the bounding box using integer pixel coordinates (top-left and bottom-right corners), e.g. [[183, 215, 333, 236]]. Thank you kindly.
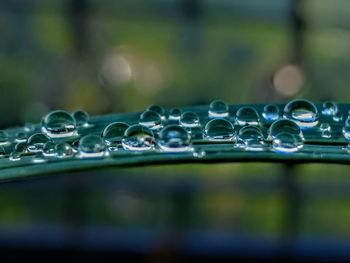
[[9, 151, 21, 161], [43, 142, 56, 157], [42, 110, 77, 138], [27, 133, 50, 153], [55, 143, 74, 158], [15, 132, 27, 143], [262, 104, 280, 123], [342, 125, 350, 140], [208, 100, 229, 118], [102, 122, 129, 149], [272, 132, 303, 153], [236, 107, 259, 126], [193, 148, 206, 158], [237, 126, 264, 150], [139, 110, 162, 129], [0, 146, 5, 157], [73, 110, 90, 127], [283, 99, 318, 128], [268, 119, 303, 141], [31, 153, 47, 164], [79, 135, 106, 158], [189, 127, 203, 140], [158, 125, 191, 152], [321, 130, 331, 138], [169, 108, 182, 121], [322, 101, 338, 116], [15, 142, 26, 153], [122, 125, 155, 151], [333, 112, 343, 122], [0, 130, 9, 146], [204, 119, 235, 141], [346, 119, 350, 127], [147, 105, 166, 121], [320, 123, 330, 131], [180, 112, 200, 128]]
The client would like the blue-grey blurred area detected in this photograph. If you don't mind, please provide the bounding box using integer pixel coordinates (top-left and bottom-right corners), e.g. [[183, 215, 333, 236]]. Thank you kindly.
[[1, 0, 350, 262]]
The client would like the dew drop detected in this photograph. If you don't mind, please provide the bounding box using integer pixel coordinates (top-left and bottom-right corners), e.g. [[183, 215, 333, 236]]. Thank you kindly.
[[188, 127, 203, 140], [268, 119, 303, 141], [147, 105, 166, 121], [79, 135, 106, 158], [42, 110, 77, 138], [321, 130, 331, 139], [169, 108, 182, 121], [139, 110, 162, 129], [55, 143, 74, 158], [102, 122, 129, 149], [0, 146, 5, 157], [342, 125, 350, 140], [319, 123, 330, 131], [15, 132, 27, 143], [333, 112, 343, 122], [9, 151, 21, 161], [193, 148, 206, 158], [0, 130, 9, 146], [283, 99, 318, 128], [122, 125, 155, 151], [237, 126, 264, 151], [236, 107, 259, 126], [73, 110, 90, 127], [43, 141, 56, 157], [262, 104, 280, 123], [208, 100, 229, 118], [322, 101, 338, 116], [272, 132, 302, 153], [158, 125, 191, 152], [180, 112, 200, 128], [27, 133, 50, 153], [31, 153, 47, 164], [204, 119, 235, 141], [15, 142, 27, 153]]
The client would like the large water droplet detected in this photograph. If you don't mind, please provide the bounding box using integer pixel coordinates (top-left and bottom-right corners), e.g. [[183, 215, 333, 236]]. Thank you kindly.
[[79, 135, 106, 158], [283, 99, 318, 128], [169, 108, 182, 121], [56, 143, 74, 158], [268, 119, 303, 141], [0, 130, 9, 146], [237, 126, 264, 151], [139, 110, 162, 129], [158, 125, 191, 152], [272, 132, 302, 153], [43, 141, 56, 157], [73, 110, 90, 127], [204, 119, 235, 141], [236, 107, 259, 126], [102, 122, 129, 149], [42, 110, 77, 138], [262, 104, 280, 123], [322, 101, 338, 116], [27, 133, 50, 153], [180, 112, 200, 128], [147, 105, 166, 121], [122, 125, 155, 151], [208, 100, 229, 118]]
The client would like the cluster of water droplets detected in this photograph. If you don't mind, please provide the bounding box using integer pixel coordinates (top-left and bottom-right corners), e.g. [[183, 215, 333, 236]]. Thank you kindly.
[[2, 99, 350, 165]]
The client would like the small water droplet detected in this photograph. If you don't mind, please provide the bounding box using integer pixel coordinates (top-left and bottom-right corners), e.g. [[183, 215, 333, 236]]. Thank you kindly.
[[333, 112, 343, 122], [27, 133, 50, 153], [208, 100, 229, 118], [262, 104, 280, 123], [15, 142, 26, 153], [321, 130, 331, 138], [236, 107, 259, 126], [147, 105, 166, 121], [180, 112, 200, 128], [169, 108, 182, 121], [342, 125, 350, 140], [272, 132, 303, 153], [322, 101, 338, 116], [204, 119, 235, 141], [31, 153, 47, 163], [102, 122, 129, 149], [268, 119, 303, 141], [188, 127, 203, 140], [0, 146, 5, 157], [73, 110, 90, 127], [139, 110, 162, 129], [122, 125, 155, 151], [237, 126, 264, 151], [79, 135, 106, 158], [320, 123, 330, 131], [55, 143, 74, 158], [43, 141, 56, 157], [15, 132, 27, 143], [9, 151, 21, 161], [158, 125, 191, 152], [193, 148, 206, 158], [0, 130, 9, 146], [42, 110, 77, 138], [284, 99, 318, 128], [345, 118, 350, 127]]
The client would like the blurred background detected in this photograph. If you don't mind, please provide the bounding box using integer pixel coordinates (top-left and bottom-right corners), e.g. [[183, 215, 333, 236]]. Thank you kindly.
[[1, 0, 350, 261]]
